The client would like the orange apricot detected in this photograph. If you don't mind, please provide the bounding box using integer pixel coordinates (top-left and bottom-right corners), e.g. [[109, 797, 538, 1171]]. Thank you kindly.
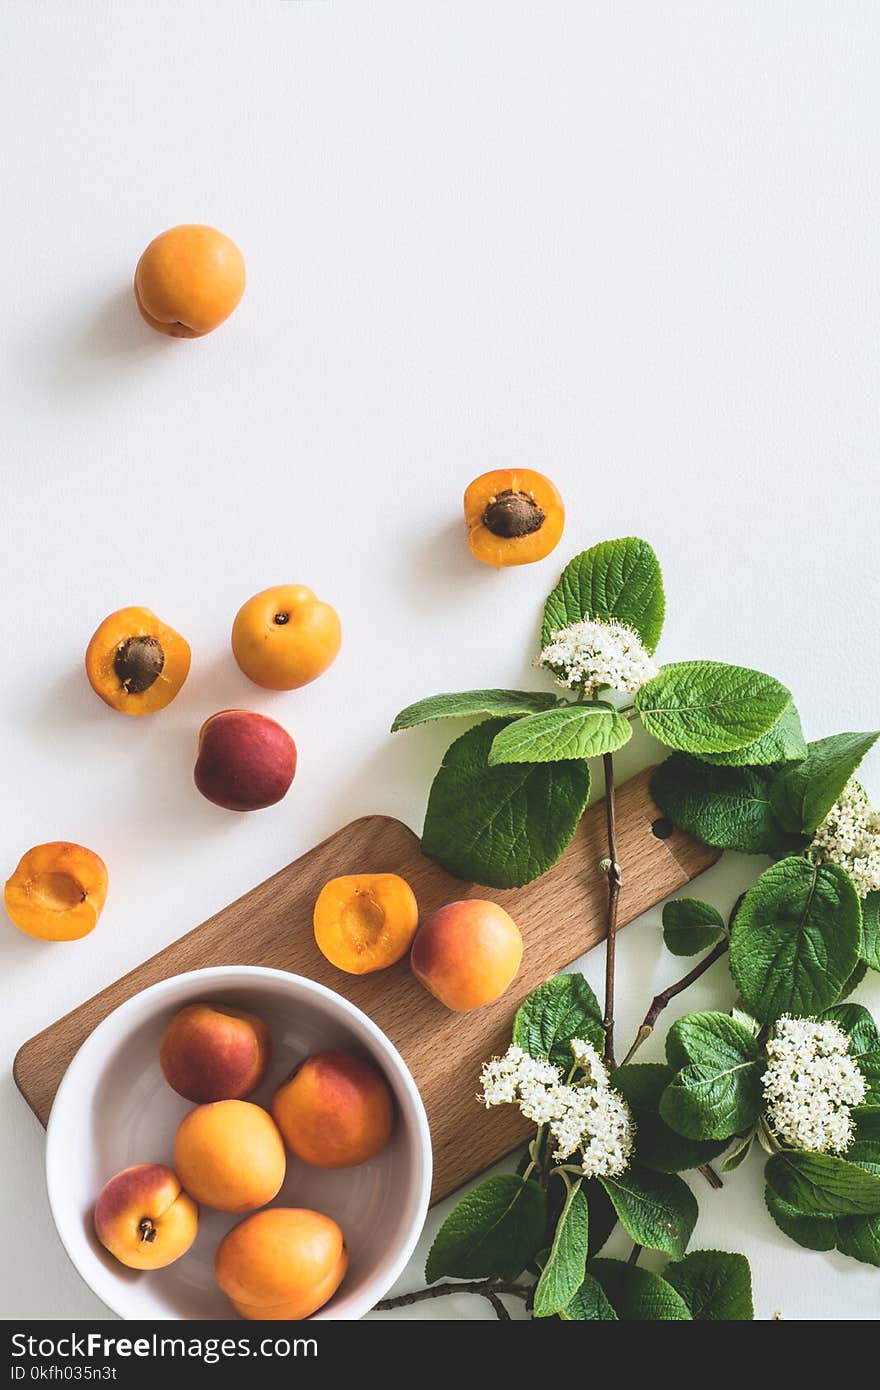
[[232, 585, 341, 690], [174, 1100, 286, 1213], [95, 1164, 198, 1271], [216, 1208, 347, 1320], [85, 606, 190, 715], [134, 225, 245, 338], [411, 899, 523, 1011], [5, 842, 108, 941], [272, 1051, 394, 1169], [160, 1003, 271, 1103], [464, 468, 565, 567], [313, 873, 418, 975]]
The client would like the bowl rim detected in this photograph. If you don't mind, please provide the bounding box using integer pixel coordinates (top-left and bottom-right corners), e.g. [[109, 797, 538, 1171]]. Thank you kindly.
[[45, 964, 433, 1321]]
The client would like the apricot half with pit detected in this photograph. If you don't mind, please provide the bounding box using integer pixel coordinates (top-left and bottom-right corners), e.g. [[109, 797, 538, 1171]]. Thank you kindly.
[[86, 607, 190, 714], [94, 1164, 198, 1271], [232, 585, 342, 690], [216, 1208, 347, 1320], [272, 1051, 394, 1169], [134, 225, 245, 338], [313, 873, 418, 974], [464, 469, 565, 566], [194, 710, 297, 812], [160, 1003, 271, 1103], [5, 842, 108, 941]]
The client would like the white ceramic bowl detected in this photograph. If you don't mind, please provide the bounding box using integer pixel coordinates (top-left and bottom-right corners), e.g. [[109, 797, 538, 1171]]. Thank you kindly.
[[45, 966, 432, 1320]]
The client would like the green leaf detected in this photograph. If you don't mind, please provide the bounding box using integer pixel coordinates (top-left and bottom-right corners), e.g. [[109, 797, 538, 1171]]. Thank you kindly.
[[765, 1187, 880, 1267], [542, 537, 665, 652], [861, 892, 880, 972], [585, 1178, 619, 1257], [560, 1273, 618, 1320], [650, 755, 794, 856], [599, 1164, 697, 1258], [770, 731, 880, 834], [421, 718, 591, 888], [854, 1107, 880, 1143], [613, 1064, 729, 1172], [513, 973, 604, 1067], [729, 857, 862, 1022], [664, 1250, 754, 1320], [488, 702, 631, 765], [696, 700, 807, 767], [838, 959, 868, 1001], [589, 1260, 692, 1320], [636, 661, 792, 756], [661, 1013, 763, 1141], [391, 688, 558, 732], [533, 1181, 589, 1317], [425, 1175, 547, 1282], [764, 1150, 880, 1217], [721, 1133, 754, 1172], [822, 1004, 880, 1103], [662, 898, 727, 957]]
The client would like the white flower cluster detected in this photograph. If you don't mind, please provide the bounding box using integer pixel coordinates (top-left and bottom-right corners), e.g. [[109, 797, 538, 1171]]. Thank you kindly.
[[538, 616, 658, 698], [809, 778, 880, 899], [479, 1040, 635, 1178], [763, 1015, 866, 1154]]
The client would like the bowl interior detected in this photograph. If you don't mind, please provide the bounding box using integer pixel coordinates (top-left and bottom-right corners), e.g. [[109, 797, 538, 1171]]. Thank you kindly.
[[46, 968, 431, 1320]]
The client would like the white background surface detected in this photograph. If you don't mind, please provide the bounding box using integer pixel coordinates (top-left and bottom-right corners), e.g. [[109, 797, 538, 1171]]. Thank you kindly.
[[2, 0, 878, 1322]]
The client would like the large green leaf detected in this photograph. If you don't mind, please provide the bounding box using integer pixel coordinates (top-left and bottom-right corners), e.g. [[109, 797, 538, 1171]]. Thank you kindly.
[[764, 1150, 880, 1218], [663, 1250, 754, 1320], [636, 661, 792, 755], [560, 1273, 618, 1320], [542, 537, 665, 652], [589, 1260, 692, 1320], [766, 1182, 880, 1267], [425, 1175, 547, 1282], [861, 892, 880, 973], [391, 688, 558, 731], [613, 1064, 729, 1172], [421, 718, 591, 888], [513, 973, 604, 1068], [662, 898, 727, 957], [697, 700, 807, 767], [488, 702, 631, 765], [661, 1013, 763, 1141], [599, 1164, 697, 1259], [533, 1181, 589, 1317], [770, 731, 879, 834], [651, 755, 792, 856], [729, 857, 862, 1022]]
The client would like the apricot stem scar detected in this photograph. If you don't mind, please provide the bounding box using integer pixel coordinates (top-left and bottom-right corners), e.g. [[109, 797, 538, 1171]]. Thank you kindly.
[[138, 1219, 158, 1243], [273, 612, 290, 625]]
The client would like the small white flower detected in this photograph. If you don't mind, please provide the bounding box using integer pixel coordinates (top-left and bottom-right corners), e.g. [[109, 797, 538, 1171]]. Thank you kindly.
[[809, 778, 880, 899], [479, 1041, 635, 1179], [763, 1015, 866, 1154], [538, 616, 658, 698]]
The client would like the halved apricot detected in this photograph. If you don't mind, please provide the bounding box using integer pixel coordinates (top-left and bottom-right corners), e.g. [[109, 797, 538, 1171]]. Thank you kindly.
[[5, 842, 108, 941], [85, 607, 190, 714], [313, 873, 418, 975], [464, 468, 565, 566]]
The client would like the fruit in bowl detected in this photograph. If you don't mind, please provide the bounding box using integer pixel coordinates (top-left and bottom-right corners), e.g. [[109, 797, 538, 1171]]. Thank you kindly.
[[94, 1164, 198, 1270], [232, 585, 341, 690], [160, 1003, 271, 1103], [272, 1050, 394, 1169], [174, 1100, 286, 1212], [5, 842, 108, 941], [215, 1208, 347, 1320], [193, 710, 297, 811], [411, 899, 523, 1011]]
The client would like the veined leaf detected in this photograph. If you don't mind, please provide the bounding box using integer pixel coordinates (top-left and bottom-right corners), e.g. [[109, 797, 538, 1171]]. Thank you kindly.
[[533, 1181, 589, 1317], [765, 1187, 880, 1267], [661, 1012, 763, 1141], [770, 731, 879, 834], [613, 1063, 729, 1172], [542, 537, 665, 652], [696, 700, 807, 767], [560, 1272, 617, 1320], [425, 1175, 546, 1282], [662, 897, 727, 957], [513, 973, 604, 1068], [636, 661, 792, 755], [861, 892, 880, 973], [589, 1260, 691, 1320], [599, 1164, 697, 1259], [764, 1150, 880, 1218], [650, 754, 796, 857], [489, 702, 631, 765], [391, 688, 557, 732], [664, 1250, 754, 1320]]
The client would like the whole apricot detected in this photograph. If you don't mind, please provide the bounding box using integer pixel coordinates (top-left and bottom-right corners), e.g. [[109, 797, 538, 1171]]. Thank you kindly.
[[464, 469, 565, 566], [134, 225, 245, 338], [216, 1208, 347, 1320], [5, 842, 108, 942], [174, 1100, 285, 1213], [160, 1003, 271, 1103], [86, 606, 191, 715], [232, 585, 341, 691], [272, 1051, 394, 1169], [313, 873, 418, 975], [411, 899, 523, 1011], [94, 1164, 198, 1271], [194, 710, 297, 812]]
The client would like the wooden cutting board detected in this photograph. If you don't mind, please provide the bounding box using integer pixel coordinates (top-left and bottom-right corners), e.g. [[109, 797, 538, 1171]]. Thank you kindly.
[[14, 768, 718, 1203]]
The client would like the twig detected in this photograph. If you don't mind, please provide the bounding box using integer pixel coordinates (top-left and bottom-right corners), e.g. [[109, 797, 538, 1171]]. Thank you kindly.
[[376, 1280, 529, 1311], [698, 1162, 723, 1190], [484, 1291, 512, 1320], [619, 940, 729, 1067], [628, 1243, 642, 1265], [601, 751, 622, 1069]]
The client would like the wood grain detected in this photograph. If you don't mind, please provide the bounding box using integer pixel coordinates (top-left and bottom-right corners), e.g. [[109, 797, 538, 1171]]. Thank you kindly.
[[14, 768, 718, 1203]]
